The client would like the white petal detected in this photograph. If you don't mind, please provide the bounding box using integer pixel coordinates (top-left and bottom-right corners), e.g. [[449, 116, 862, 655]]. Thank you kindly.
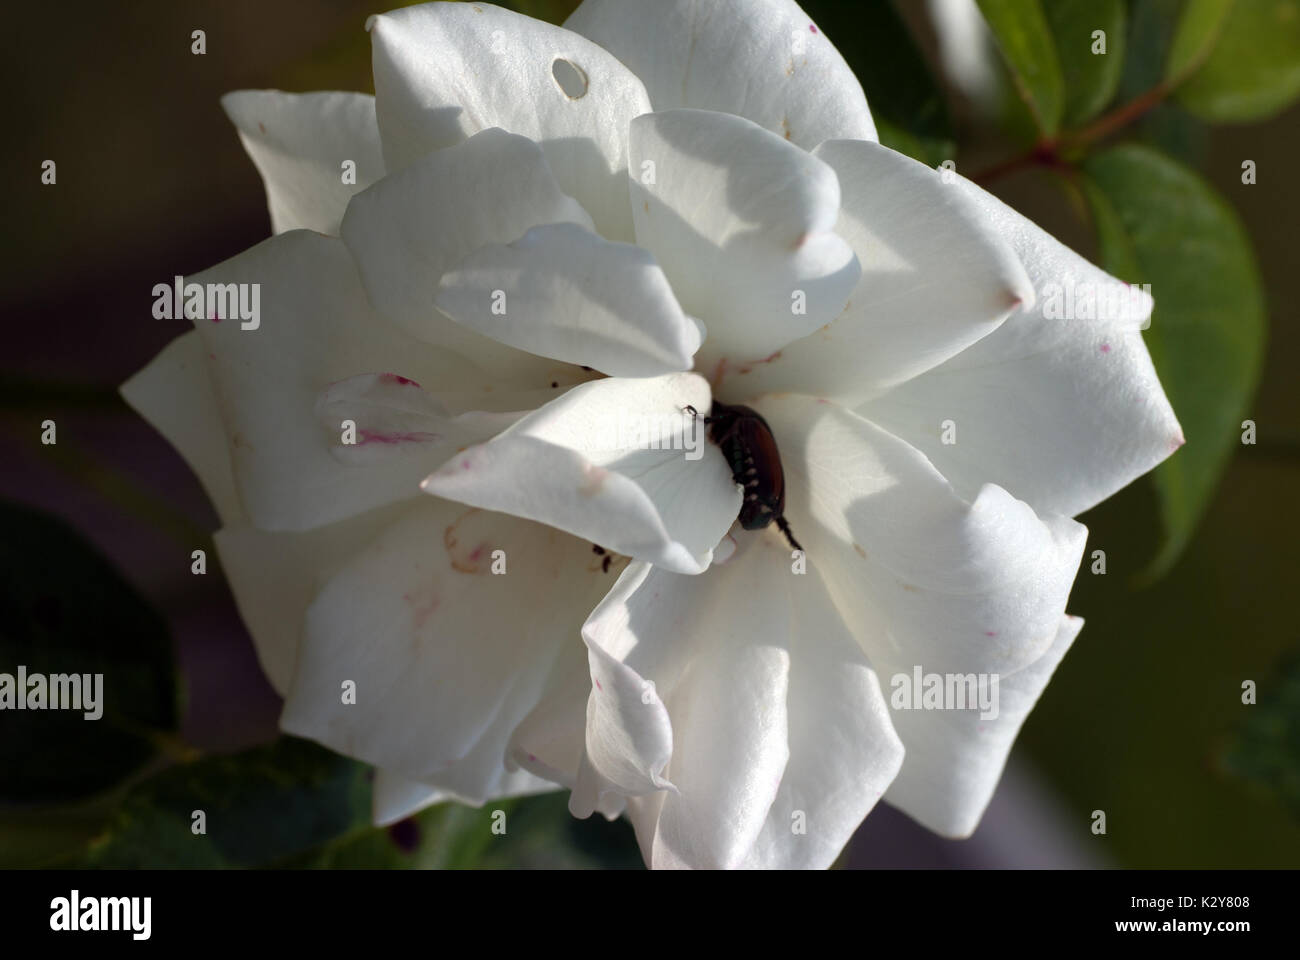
[[315, 373, 524, 466], [506, 637, 590, 790], [859, 178, 1184, 517], [373, 757, 559, 827], [434, 222, 701, 378], [725, 140, 1033, 403], [392, 704, 564, 809], [188, 230, 499, 531], [753, 395, 1086, 835], [584, 543, 905, 869], [422, 373, 740, 575], [883, 614, 1085, 837], [377, 654, 578, 819], [211, 502, 410, 697], [221, 90, 384, 235], [368, 2, 651, 240], [372, 770, 449, 826], [340, 127, 597, 382], [736, 577, 904, 868], [120, 332, 243, 525], [280, 499, 615, 782], [629, 109, 860, 364], [214, 503, 412, 696], [565, 0, 877, 147], [569, 563, 676, 817], [581, 536, 803, 869], [755, 395, 1087, 680], [499, 634, 634, 819]]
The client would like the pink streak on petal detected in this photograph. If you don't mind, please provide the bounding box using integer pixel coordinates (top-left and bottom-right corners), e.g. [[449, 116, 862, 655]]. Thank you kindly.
[[379, 372, 422, 388], [357, 429, 438, 446]]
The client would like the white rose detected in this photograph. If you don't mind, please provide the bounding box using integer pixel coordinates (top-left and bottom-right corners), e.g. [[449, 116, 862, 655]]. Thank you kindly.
[[123, 0, 1182, 869]]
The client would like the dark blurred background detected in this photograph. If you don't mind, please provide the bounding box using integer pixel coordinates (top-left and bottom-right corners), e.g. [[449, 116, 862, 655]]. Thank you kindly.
[[2, 0, 1297, 867]]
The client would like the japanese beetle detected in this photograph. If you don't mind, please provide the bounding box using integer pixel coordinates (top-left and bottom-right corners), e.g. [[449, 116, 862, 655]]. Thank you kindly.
[[687, 402, 803, 553]]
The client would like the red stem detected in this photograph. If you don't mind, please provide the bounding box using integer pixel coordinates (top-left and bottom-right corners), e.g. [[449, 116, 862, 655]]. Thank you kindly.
[[969, 83, 1172, 186]]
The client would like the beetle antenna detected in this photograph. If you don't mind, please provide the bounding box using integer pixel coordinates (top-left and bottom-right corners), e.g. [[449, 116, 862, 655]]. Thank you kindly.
[[776, 517, 803, 553]]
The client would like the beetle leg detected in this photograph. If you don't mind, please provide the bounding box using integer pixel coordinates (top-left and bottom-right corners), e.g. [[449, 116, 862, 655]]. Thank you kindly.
[[776, 516, 804, 553]]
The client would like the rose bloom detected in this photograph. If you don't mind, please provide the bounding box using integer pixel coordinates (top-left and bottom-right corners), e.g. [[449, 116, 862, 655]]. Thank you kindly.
[[124, 0, 1181, 868]]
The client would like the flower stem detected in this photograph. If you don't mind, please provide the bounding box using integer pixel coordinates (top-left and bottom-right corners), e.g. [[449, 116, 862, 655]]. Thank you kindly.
[[1066, 82, 1171, 149]]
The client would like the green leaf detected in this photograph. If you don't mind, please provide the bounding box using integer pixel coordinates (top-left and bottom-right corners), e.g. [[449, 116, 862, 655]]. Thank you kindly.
[[285, 792, 644, 870], [1043, 0, 1127, 124], [0, 500, 179, 804], [1164, 0, 1235, 87], [1117, 0, 1186, 102], [976, 0, 1066, 135], [0, 798, 118, 869], [1173, 0, 1300, 121], [1111, 0, 1211, 166], [1080, 145, 1266, 578], [1220, 652, 1300, 821], [79, 736, 371, 868], [281, 801, 503, 869]]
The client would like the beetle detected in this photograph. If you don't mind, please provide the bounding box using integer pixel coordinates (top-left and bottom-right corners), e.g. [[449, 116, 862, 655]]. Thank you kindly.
[[686, 402, 803, 553]]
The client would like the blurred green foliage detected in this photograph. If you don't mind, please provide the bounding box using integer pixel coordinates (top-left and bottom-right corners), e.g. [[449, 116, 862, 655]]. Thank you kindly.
[[977, 0, 1067, 134], [1044, 0, 1128, 125], [1221, 655, 1300, 821], [1173, 0, 1300, 121], [73, 735, 639, 869], [1082, 145, 1265, 578], [0, 501, 179, 805]]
